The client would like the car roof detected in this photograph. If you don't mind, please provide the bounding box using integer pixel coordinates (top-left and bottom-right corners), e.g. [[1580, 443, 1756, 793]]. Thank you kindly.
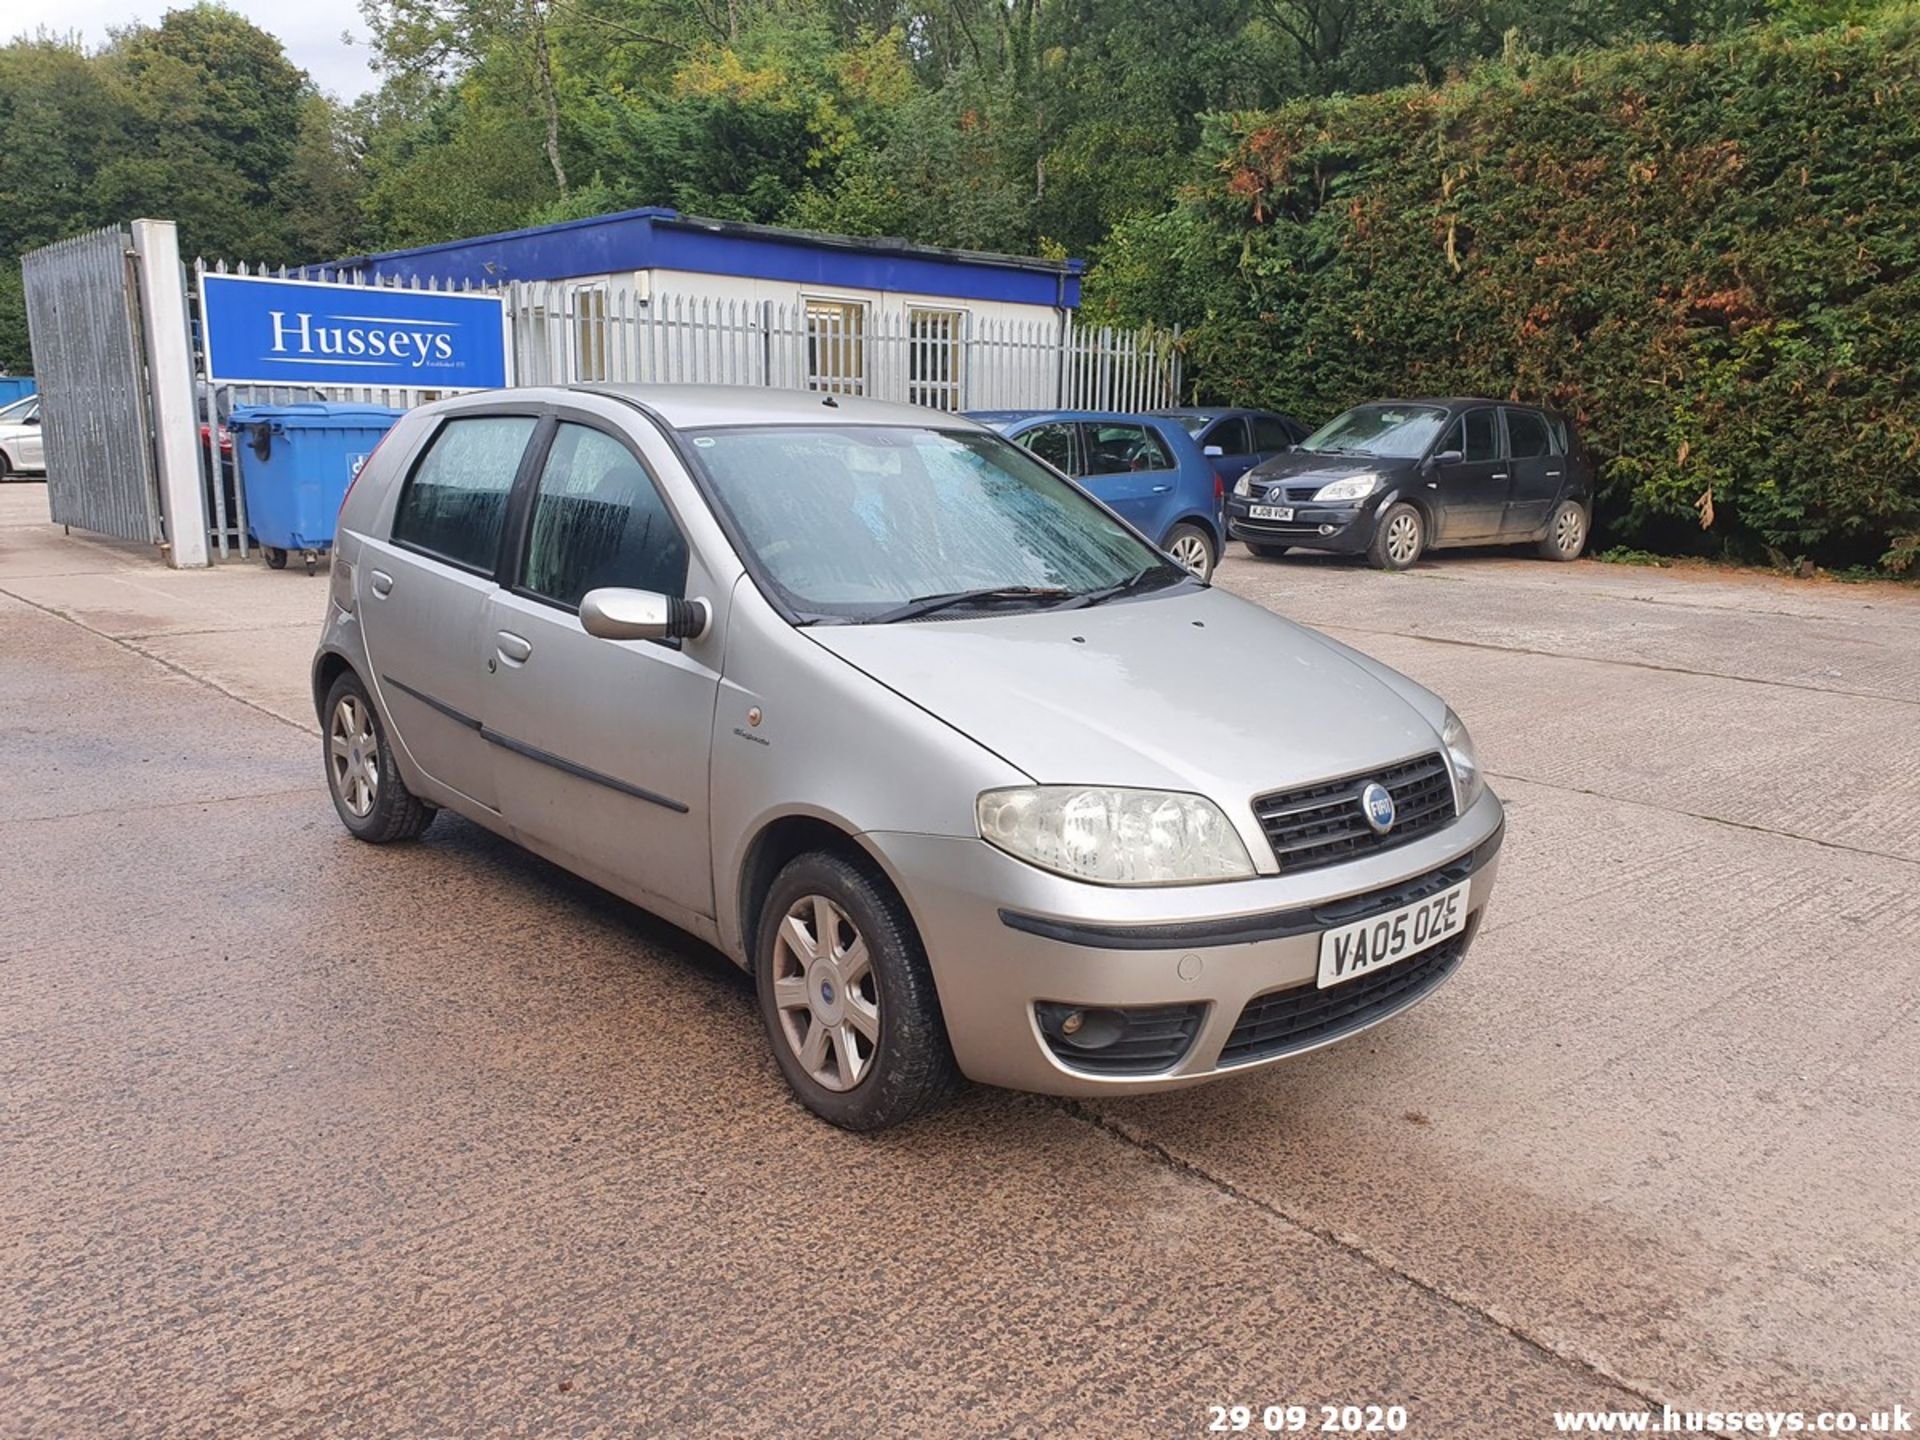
[[573, 383, 991, 431], [1149, 406, 1289, 419], [962, 409, 1185, 427]]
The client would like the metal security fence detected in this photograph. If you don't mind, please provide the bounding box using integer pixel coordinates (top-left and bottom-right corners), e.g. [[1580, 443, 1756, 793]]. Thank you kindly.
[[21, 226, 164, 544], [504, 284, 1182, 413], [180, 260, 1181, 556]]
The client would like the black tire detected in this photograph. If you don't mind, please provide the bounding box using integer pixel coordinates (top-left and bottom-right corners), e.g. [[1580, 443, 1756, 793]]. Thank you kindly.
[[1164, 522, 1217, 580], [1244, 541, 1291, 560], [1367, 502, 1425, 571], [755, 851, 960, 1132], [0, 453, 12, 482], [264, 547, 289, 570], [322, 670, 435, 843], [1537, 499, 1589, 561]]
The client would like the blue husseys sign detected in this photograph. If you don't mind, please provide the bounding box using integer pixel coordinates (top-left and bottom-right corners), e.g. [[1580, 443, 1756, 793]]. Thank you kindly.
[[200, 274, 509, 390]]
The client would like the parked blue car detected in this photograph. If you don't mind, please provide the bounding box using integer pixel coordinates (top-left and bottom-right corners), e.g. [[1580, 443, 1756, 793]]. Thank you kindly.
[[1151, 407, 1310, 489], [965, 410, 1227, 579]]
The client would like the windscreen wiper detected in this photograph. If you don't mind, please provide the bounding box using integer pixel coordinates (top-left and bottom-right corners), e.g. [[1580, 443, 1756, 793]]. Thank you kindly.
[[867, 586, 1073, 623], [1064, 563, 1189, 609]]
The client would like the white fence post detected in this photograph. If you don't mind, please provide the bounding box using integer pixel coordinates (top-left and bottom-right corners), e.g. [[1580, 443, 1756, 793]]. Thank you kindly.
[[130, 219, 208, 568]]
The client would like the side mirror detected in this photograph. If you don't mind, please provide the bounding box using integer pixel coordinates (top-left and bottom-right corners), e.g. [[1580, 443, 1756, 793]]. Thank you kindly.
[[580, 587, 711, 642], [25, 413, 40, 425], [1202, 444, 1224, 457], [1429, 449, 1463, 469]]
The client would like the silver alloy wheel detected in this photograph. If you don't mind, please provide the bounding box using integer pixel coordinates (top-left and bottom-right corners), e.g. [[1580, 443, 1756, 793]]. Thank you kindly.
[[1168, 532, 1211, 577], [1555, 503, 1586, 556], [328, 694, 379, 819], [1385, 510, 1422, 565], [771, 894, 879, 1092]]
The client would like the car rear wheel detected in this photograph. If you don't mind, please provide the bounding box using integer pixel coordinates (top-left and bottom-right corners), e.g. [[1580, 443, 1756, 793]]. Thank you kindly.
[[1538, 500, 1588, 561], [323, 671, 436, 843], [1244, 541, 1291, 560], [0, 453, 12, 482], [755, 852, 959, 1131], [1164, 523, 1217, 580], [1367, 502, 1425, 571]]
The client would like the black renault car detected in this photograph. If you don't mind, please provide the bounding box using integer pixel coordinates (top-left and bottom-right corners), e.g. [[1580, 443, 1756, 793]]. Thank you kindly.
[[1227, 399, 1595, 570]]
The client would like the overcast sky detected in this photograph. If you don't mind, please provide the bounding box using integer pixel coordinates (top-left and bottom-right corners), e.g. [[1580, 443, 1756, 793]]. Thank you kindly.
[[7, 0, 378, 99]]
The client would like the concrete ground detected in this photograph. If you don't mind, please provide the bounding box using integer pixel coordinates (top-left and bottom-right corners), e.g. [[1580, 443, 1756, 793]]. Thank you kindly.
[[3, 478, 1916, 1438]]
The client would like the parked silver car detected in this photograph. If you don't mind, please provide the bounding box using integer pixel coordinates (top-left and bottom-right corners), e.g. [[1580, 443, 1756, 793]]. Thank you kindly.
[[313, 385, 1504, 1129]]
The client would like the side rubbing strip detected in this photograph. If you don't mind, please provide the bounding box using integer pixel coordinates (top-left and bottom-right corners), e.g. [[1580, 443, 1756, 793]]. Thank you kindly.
[[479, 728, 690, 814], [381, 674, 481, 730]]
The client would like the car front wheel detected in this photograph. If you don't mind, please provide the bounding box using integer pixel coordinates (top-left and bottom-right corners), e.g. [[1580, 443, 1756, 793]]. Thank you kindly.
[[755, 852, 959, 1131], [1164, 523, 1217, 580], [1538, 499, 1589, 561], [1367, 502, 1425, 571], [323, 671, 436, 843]]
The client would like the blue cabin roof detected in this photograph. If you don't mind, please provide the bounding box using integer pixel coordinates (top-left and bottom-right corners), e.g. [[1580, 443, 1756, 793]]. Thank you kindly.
[[325, 208, 1084, 310]]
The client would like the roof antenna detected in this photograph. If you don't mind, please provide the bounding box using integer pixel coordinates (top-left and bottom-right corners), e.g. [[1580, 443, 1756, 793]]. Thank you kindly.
[[822, 394, 839, 407]]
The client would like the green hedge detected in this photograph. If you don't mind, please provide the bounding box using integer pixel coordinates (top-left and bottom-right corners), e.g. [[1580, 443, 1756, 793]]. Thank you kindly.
[[1088, 16, 1920, 571]]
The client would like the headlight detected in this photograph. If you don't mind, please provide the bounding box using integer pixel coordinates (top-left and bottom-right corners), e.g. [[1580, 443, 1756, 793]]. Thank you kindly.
[[1312, 473, 1381, 503], [1441, 710, 1485, 813], [977, 786, 1255, 886], [1233, 473, 1255, 498]]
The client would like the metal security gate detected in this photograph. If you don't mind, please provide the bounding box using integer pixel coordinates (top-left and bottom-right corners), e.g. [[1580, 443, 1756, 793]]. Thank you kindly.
[[21, 226, 164, 544]]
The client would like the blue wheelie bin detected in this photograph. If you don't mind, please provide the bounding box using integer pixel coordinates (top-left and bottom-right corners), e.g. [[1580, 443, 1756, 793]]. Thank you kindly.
[[227, 403, 403, 571]]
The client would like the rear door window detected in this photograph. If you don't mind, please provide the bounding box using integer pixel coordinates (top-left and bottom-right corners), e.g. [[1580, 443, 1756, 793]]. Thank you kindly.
[[1505, 409, 1552, 459], [520, 422, 688, 609], [1018, 423, 1081, 477], [391, 415, 536, 573], [1082, 423, 1174, 475]]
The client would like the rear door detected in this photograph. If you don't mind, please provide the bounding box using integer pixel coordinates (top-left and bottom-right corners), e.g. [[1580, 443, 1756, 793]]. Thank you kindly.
[[483, 415, 720, 922], [1500, 407, 1562, 536], [1432, 407, 1509, 542], [1076, 421, 1181, 542], [359, 410, 539, 811]]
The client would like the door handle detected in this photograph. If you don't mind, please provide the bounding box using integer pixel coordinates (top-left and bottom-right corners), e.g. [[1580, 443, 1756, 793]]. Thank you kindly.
[[1492, 473, 1509, 480], [496, 631, 533, 664], [369, 569, 394, 598], [1150, 484, 1172, 494], [1546, 470, 1562, 477]]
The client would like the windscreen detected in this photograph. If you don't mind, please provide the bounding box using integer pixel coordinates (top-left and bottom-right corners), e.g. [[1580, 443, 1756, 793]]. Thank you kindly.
[[1300, 404, 1449, 459], [689, 424, 1164, 622]]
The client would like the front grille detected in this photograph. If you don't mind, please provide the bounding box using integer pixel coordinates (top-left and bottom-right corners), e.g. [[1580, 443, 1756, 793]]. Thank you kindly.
[[1036, 1001, 1206, 1076], [1219, 931, 1469, 1066], [1253, 752, 1455, 874]]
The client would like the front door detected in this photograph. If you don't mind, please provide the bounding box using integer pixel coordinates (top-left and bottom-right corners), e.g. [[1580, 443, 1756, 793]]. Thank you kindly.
[[1203, 416, 1258, 487], [484, 418, 720, 921], [1432, 407, 1509, 543], [1076, 420, 1180, 543], [1500, 407, 1562, 536], [360, 411, 539, 812]]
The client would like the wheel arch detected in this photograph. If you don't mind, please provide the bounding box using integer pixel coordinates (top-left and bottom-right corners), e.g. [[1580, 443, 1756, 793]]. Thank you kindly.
[[732, 809, 923, 973], [1165, 511, 1224, 551], [312, 648, 357, 726]]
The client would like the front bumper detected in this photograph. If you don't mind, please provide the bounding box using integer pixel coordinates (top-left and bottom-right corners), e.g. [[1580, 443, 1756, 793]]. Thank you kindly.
[[866, 788, 1504, 1096], [1227, 493, 1377, 552]]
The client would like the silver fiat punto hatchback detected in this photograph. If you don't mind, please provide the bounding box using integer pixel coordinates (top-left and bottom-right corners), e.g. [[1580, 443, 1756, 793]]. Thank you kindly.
[[314, 385, 1503, 1130]]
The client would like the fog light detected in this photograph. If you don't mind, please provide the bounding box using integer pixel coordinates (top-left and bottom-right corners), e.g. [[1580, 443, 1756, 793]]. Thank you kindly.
[[1318, 523, 1336, 535], [1060, 1009, 1085, 1036]]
